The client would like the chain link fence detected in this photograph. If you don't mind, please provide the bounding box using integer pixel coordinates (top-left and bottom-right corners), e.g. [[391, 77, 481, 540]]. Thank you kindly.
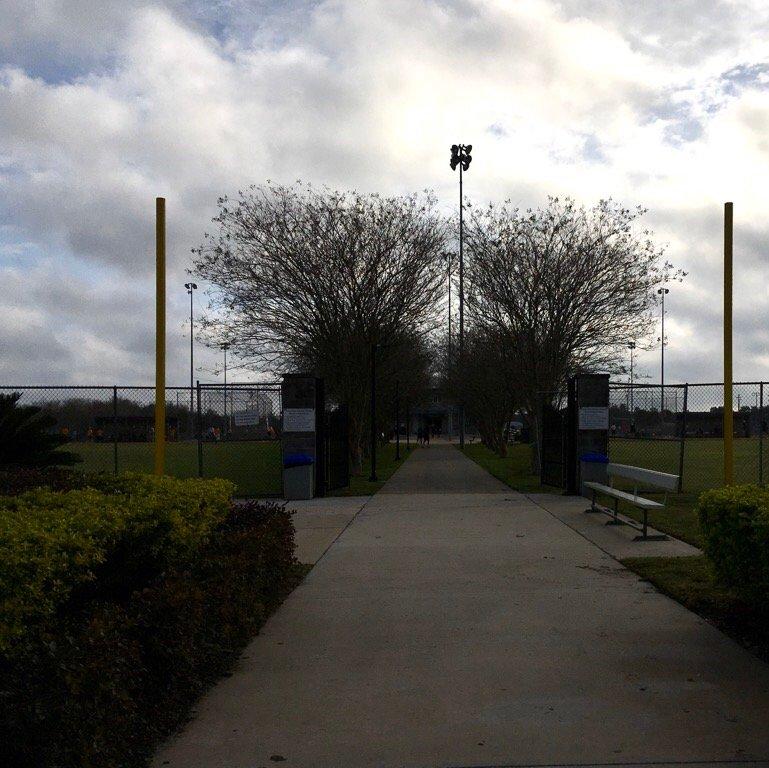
[[1, 383, 283, 496], [609, 381, 768, 492], [198, 383, 282, 496]]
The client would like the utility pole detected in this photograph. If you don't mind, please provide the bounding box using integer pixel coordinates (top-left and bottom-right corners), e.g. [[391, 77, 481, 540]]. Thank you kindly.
[[450, 143, 472, 449], [221, 342, 230, 437], [724, 202, 734, 484], [155, 197, 166, 476], [369, 343, 377, 482], [628, 341, 636, 431], [395, 379, 400, 461], [184, 282, 198, 436], [657, 286, 669, 413]]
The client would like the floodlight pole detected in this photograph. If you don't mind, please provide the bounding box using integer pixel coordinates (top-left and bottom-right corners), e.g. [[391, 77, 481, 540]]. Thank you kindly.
[[185, 282, 197, 436], [450, 143, 472, 449], [657, 287, 669, 413], [459, 160, 464, 449], [222, 342, 230, 436], [628, 342, 636, 430], [155, 197, 166, 476], [724, 202, 734, 485]]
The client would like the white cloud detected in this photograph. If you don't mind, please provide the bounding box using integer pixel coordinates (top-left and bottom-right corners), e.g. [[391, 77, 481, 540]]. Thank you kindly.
[[2, 0, 769, 384]]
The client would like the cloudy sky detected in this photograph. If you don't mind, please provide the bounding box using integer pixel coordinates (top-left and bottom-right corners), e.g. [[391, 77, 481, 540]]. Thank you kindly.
[[2, 0, 769, 386]]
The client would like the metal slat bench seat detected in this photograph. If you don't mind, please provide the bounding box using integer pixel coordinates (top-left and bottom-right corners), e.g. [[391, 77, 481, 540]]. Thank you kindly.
[[583, 463, 679, 541]]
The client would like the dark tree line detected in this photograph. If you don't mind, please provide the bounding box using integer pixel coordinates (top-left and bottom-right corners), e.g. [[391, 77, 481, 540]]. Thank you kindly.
[[193, 184, 677, 473], [193, 183, 448, 470]]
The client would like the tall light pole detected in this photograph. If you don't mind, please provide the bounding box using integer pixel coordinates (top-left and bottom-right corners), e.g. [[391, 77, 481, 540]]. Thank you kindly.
[[628, 342, 636, 430], [450, 143, 472, 448], [221, 342, 230, 436], [657, 287, 669, 413], [185, 282, 197, 435], [446, 251, 452, 365]]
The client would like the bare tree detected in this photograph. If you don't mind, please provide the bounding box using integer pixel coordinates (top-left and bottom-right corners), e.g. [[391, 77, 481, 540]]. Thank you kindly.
[[452, 327, 518, 455], [463, 196, 682, 465], [192, 182, 449, 470]]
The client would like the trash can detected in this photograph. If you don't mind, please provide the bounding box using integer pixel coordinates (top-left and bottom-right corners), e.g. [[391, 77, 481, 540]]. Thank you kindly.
[[283, 452, 314, 500], [580, 451, 609, 497]]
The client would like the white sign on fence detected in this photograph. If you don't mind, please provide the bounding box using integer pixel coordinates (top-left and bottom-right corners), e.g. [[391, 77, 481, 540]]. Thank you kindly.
[[283, 407, 315, 432], [233, 410, 260, 427], [578, 406, 609, 430]]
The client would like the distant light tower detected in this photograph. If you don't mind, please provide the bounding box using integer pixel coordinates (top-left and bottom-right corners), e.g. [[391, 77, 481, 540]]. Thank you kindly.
[[628, 342, 636, 428], [445, 251, 453, 365], [657, 286, 670, 413], [221, 342, 231, 435], [450, 143, 472, 448], [185, 282, 198, 434]]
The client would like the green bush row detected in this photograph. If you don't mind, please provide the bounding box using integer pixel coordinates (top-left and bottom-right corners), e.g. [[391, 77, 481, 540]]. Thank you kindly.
[[0, 473, 234, 650], [2, 499, 298, 768], [697, 484, 769, 603]]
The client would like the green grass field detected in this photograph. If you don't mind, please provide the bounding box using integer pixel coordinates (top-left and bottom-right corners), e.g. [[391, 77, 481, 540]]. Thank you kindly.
[[62, 440, 409, 499], [65, 440, 283, 497], [462, 443, 560, 494], [610, 436, 767, 492], [461, 439, 765, 548], [329, 443, 414, 496]]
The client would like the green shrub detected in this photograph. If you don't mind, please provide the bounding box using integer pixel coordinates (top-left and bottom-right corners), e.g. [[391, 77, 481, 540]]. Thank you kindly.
[[0, 392, 81, 468], [0, 474, 234, 649], [0, 467, 89, 496], [1, 500, 297, 768], [697, 484, 769, 602]]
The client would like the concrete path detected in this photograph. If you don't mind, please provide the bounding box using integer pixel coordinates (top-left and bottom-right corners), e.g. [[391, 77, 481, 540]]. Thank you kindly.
[[286, 496, 370, 564], [155, 445, 769, 768]]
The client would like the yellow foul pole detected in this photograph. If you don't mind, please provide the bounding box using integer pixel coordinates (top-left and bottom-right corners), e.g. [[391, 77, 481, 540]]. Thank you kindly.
[[724, 201, 733, 485], [155, 197, 166, 476]]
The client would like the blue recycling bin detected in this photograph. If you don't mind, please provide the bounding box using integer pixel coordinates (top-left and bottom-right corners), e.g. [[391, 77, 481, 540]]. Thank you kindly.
[[283, 452, 314, 500], [580, 451, 608, 497]]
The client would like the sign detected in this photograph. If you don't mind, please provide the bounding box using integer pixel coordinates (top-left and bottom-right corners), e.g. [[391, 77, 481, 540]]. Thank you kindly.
[[233, 410, 260, 427], [283, 407, 315, 432], [579, 406, 609, 431]]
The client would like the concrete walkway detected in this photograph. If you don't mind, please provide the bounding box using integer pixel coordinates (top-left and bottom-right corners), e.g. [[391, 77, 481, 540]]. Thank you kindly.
[[155, 446, 769, 768]]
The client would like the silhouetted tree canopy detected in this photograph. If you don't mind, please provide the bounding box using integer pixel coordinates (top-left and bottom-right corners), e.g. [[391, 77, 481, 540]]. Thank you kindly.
[[193, 182, 449, 467]]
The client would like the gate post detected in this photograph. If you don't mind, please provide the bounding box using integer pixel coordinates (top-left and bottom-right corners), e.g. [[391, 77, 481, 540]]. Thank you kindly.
[[565, 377, 578, 495], [281, 374, 322, 499], [574, 374, 610, 496]]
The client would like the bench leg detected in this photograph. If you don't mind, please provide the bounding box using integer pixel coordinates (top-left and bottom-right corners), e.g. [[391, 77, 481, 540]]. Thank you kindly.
[[605, 497, 624, 526], [632, 510, 669, 542], [585, 488, 601, 514]]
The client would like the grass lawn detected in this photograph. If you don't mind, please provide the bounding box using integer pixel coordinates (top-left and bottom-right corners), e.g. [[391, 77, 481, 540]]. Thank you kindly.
[[329, 443, 413, 496], [462, 441, 705, 545], [622, 555, 769, 663], [461, 443, 561, 494], [613, 492, 704, 548], [64, 440, 283, 497], [610, 436, 767, 492]]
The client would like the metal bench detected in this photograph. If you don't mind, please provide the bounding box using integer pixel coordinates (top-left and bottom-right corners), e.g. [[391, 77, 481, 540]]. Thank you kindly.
[[583, 463, 679, 540]]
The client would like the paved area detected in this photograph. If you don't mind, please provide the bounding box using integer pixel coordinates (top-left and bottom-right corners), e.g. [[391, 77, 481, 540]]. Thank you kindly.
[[284, 496, 370, 564], [155, 446, 769, 768], [531, 492, 702, 559]]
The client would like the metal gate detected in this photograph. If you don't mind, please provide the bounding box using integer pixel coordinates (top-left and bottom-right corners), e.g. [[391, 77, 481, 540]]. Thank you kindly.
[[324, 404, 350, 491], [540, 400, 567, 488], [539, 379, 577, 492]]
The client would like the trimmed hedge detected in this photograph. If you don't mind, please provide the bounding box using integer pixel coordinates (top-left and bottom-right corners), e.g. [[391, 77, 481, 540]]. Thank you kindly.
[[697, 484, 769, 603], [1, 486, 298, 768], [0, 473, 234, 649]]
